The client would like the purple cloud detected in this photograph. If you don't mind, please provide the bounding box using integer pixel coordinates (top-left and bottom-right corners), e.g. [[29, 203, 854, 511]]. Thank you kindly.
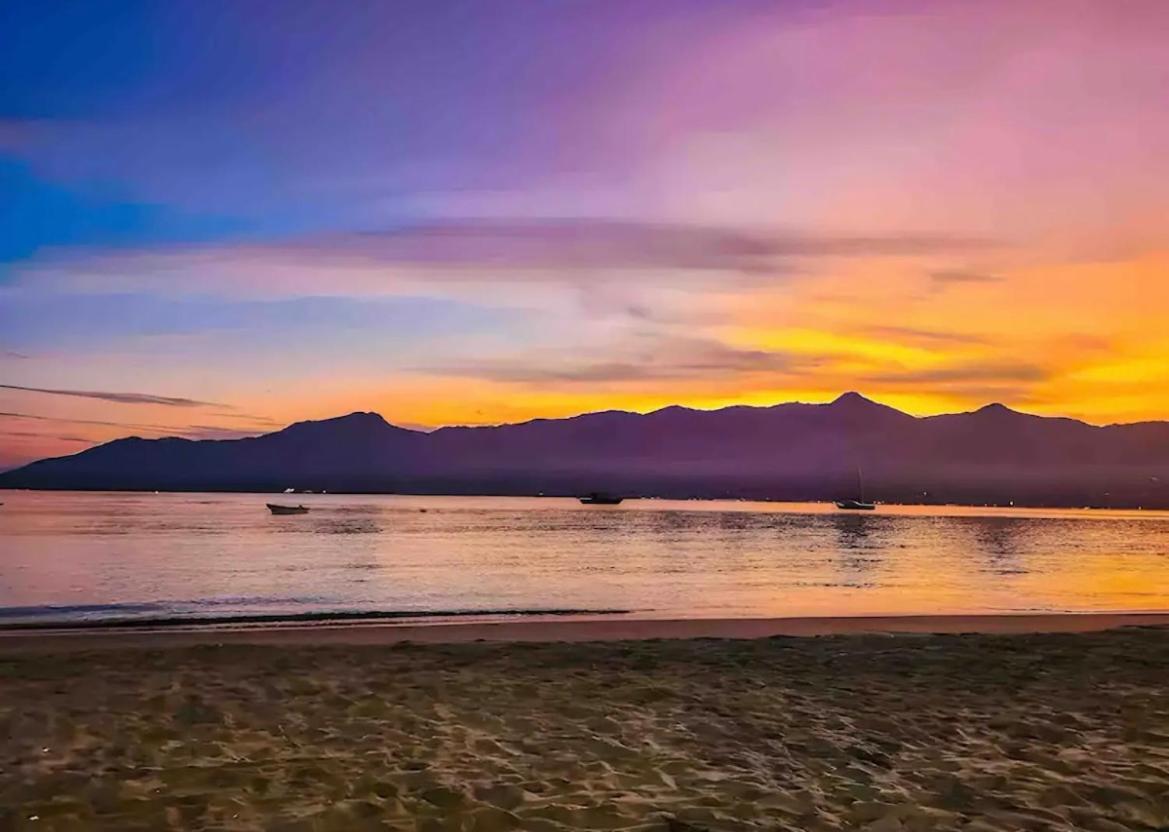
[[0, 383, 224, 408]]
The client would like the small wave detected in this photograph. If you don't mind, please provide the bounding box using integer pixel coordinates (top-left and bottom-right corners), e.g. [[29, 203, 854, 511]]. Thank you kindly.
[[0, 602, 168, 619], [0, 606, 634, 631], [0, 596, 333, 623], [175, 595, 333, 607]]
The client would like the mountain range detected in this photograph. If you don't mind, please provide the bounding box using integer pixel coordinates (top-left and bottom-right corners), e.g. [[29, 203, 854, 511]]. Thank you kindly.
[[2, 393, 1168, 507]]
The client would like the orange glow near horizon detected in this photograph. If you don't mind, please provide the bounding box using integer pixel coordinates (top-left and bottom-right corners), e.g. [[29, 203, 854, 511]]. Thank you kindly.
[[5, 246, 1169, 469]]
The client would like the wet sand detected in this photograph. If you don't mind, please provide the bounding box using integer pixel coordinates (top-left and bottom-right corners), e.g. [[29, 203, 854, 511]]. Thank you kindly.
[[3, 619, 1169, 831], [3, 612, 1169, 653]]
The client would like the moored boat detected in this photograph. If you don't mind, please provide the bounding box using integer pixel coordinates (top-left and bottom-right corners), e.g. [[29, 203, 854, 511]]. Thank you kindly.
[[835, 499, 876, 511], [579, 492, 624, 505], [836, 464, 876, 511], [267, 503, 309, 515]]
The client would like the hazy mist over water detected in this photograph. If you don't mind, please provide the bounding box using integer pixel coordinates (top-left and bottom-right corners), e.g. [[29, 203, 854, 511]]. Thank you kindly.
[[1, 492, 1167, 626]]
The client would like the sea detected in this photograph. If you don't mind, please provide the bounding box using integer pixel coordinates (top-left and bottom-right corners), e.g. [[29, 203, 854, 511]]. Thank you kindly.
[[1, 491, 1167, 627]]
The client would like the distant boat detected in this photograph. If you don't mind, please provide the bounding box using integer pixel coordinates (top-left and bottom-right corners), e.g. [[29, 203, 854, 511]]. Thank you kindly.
[[267, 503, 309, 515], [579, 492, 624, 505], [836, 465, 876, 511]]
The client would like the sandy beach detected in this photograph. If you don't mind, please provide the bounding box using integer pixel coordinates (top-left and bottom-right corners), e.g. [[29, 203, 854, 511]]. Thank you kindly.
[[2, 618, 1169, 831]]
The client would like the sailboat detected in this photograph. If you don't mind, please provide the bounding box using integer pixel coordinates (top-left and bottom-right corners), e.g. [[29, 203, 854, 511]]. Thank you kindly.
[[836, 465, 876, 511]]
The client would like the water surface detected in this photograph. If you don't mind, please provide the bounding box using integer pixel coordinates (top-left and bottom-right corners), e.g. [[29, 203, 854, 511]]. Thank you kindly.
[[1, 492, 1167, 625]]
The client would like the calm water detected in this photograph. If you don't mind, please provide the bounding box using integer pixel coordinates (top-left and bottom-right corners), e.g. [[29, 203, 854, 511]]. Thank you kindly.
[[2, 491, 1168, 626]]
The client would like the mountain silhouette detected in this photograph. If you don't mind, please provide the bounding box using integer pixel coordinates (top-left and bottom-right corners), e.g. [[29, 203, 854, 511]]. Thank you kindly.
[[2, 393, 1168, 507]]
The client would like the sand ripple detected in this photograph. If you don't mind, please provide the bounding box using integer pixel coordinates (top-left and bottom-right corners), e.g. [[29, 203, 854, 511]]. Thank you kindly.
[[2, 629, 1169, 830]]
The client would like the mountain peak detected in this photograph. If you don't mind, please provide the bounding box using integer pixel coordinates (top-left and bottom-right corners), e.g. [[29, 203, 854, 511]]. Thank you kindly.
[[302, 411, 388, 426], [333, 411, 389, 425], [829, 391, 896, 413], [832, 391, 874, 406], [823, 391, 913, 424], [975, 402, 1019, 416], [278, 411, 398, 436]]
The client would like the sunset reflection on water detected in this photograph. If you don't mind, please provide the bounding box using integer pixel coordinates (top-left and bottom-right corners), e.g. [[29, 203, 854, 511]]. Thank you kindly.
[[1, 492, 1166, 625]]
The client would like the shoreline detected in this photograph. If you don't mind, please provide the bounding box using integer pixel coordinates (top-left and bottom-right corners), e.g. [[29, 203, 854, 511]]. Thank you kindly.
[[3, 611, 1167, 653], [0, 606, 631, 632]]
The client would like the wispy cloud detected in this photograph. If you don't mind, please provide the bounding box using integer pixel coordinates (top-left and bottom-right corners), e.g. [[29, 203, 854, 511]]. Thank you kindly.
[[206, 412, 282, 426], [9, 219, 999, 300], [0, 430, 89, 443], [863, 360, 1050, 385], [929, 270, 1003, 287], [859, 325, 988, 347], [0, 411, 181, 432], [422, 337, 801, 384], [285, 221, 996, 271], [1, 351, 31, 359], [0, 411, 275, 440], [0, 383, 224, 408], [0, 408, 280, 434]]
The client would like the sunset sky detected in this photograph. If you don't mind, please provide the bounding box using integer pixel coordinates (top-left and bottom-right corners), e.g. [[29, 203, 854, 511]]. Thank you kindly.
[[2, 0, 1169, 469]]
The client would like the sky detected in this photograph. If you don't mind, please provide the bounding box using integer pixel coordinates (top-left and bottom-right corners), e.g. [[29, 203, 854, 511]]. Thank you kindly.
[[2, 0, 1169, 469]]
